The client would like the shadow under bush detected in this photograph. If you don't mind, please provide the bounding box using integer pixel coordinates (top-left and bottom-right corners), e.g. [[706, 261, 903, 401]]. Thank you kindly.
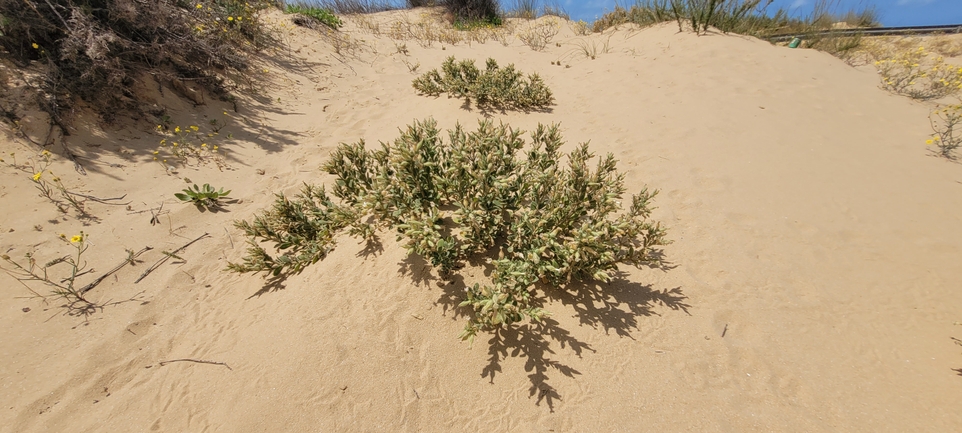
[[0, 0, 278, 127]]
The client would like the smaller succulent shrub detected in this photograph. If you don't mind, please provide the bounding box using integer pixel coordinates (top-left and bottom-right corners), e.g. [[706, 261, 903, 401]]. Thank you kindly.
[[176, 184, 232, 210], [285, 4, 343, 29], [413, 57, 553, 110]]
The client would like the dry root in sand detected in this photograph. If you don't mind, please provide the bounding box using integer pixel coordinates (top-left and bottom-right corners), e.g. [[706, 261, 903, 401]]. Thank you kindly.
[[230, 118, 670, 343]]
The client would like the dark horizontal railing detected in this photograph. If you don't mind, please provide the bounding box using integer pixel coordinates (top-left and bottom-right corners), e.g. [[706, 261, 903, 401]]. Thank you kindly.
[[766, 24, 962, 42]]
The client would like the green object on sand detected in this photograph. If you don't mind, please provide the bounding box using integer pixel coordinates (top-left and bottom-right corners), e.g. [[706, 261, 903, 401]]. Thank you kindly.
[[788, 37, 801, 49]]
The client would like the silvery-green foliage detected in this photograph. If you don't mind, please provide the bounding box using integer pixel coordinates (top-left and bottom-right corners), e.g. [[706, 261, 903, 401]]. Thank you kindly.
[[412, 57, 554, 111], [231, 119, 669, 342]]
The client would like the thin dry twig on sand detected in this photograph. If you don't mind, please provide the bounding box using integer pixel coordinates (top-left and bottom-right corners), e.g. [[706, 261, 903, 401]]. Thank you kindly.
[[65, 192, 130, 206], [135, 233, 210, 283], [157, 358, 232, 370], [78, 246, 153, 295]]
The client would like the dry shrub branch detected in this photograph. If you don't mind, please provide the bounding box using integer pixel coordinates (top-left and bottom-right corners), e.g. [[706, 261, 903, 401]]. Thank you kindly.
[[0, 0, 277, 125]]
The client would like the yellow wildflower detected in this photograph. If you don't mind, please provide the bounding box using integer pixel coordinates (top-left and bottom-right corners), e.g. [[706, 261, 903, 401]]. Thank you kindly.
[[153, 150, 159, 155], [40, 150, 51, 157], [196, 3, 203, 8], [32, 172, 42, 181], [201, 143, 207, 147], [32, 43, 39, 49], [70, 234, 83, 243], [190, 125, 199, 131], [228, 16, 234, 21], [926, 139, 934, 145]]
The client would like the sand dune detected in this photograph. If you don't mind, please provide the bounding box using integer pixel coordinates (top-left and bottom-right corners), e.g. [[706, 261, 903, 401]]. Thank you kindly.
[[1, 9, 961, 432]]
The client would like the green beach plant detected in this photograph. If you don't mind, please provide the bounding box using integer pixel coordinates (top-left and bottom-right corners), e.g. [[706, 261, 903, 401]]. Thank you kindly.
[[285, 4, 343, 29], [176, 184, 232, 211], [413, 57, 553, 110], [230, 118, 670, 343]]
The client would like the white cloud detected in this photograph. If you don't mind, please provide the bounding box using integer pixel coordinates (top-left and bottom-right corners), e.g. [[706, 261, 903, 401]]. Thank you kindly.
[[790, 0, 808, 9], [897, 0, 935, 5]]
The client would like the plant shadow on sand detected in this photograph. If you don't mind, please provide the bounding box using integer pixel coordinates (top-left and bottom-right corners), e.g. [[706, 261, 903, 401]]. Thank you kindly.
[[246, 237, 688, 411], [420, 256, 689, 411]]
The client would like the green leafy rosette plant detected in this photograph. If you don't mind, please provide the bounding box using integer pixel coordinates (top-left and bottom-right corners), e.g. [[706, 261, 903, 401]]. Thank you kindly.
[[230, 119, 669, 342]]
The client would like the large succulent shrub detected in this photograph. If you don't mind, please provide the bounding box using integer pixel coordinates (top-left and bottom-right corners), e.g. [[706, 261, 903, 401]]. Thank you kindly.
[[413, 57, 553, 111], [230, 119, 669, 341]]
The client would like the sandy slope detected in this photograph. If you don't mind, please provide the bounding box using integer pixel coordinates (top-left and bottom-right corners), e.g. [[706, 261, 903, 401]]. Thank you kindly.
[[2, 9, 961, 432]]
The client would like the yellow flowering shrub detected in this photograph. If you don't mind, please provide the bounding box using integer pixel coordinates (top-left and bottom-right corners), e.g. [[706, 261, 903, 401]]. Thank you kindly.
[[875, 46, 962, 100], [929, 102, 961, 160], [155, 122, 227, 170]]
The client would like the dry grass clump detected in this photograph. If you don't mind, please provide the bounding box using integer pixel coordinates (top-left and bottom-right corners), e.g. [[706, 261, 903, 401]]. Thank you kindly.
[[0, 0, 276, 126], [517, 17, 561, 51], [230, 118, 669, 342], [412, 56, 553, 110]]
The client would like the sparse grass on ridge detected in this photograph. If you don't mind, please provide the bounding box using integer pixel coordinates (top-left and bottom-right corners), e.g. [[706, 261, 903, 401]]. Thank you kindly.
[[590, 0, 878, 47]]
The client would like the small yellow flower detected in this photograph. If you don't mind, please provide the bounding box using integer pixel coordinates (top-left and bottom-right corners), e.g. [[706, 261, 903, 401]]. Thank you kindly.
[[926, 139, 934, 145], [32, 172, 42, 181], [160, 139, 167, 145], [32, 43, 39, 49], [223, 111, 228, 115], [153, 150, 159, 155], [201, 143, 207, 147], [237, 16, 242, 21], [156, 124, 162, 130], [934, 136, 941, 141], [175, 126, 181, 133], [173, 142, 179, 147], [196, 3, 203, 8], [190, 125, 199, 131], [228, 16, 234, 21], [70, 234, 83, 243], [40, 150, 51, 157]]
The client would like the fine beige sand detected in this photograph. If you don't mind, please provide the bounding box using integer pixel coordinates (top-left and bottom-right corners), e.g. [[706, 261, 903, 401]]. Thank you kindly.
[[2, 9, 962, 432]]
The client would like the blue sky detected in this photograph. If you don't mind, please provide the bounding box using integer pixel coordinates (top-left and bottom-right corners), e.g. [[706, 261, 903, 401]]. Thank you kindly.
[[553, 0, 962, 26]]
